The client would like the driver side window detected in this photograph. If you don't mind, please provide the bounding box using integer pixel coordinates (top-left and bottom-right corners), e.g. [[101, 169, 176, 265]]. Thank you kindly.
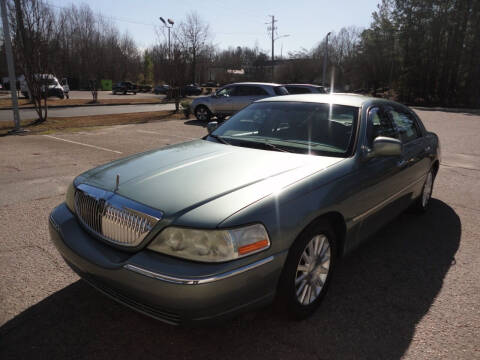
[[216, 86, 235, 97], [366, 107, 398, 147]]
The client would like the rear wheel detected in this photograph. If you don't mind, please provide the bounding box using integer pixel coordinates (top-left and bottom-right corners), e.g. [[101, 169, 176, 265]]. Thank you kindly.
[[195, 105, 211, 121], [277, 220, 337, 320]]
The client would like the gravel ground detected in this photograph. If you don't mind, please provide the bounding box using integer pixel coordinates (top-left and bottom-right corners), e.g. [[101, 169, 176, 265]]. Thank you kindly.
[[0, 110, 479, 360]]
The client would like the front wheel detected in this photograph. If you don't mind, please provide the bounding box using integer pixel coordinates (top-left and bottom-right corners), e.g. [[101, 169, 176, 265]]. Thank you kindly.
[[277, 220, 337, 320], [195, 105, 211, 121], [411, 169, 435, 212]]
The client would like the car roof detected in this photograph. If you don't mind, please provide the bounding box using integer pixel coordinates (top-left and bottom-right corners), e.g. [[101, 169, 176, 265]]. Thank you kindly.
[[256, 93, 377, 107], [285, 84, 324, 87], [229, 82, 284, 87]]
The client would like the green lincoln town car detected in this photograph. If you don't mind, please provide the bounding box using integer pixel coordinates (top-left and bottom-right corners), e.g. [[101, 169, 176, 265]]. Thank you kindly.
[[49, 93, 440, 325]]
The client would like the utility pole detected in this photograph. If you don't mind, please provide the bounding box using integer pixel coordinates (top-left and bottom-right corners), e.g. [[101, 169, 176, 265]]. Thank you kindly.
[[0, 0, 22, 132], [322, 32, 331, 87], [267, 15, 276, 82], [266, 15, 289, 82]]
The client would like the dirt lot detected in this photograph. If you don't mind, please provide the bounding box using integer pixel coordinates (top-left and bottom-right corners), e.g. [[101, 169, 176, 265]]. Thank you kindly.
[[0, 110, 479, 359]]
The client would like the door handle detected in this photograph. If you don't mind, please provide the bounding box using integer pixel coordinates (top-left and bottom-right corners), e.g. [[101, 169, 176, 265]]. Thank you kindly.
[[425, 146, 431, 152], [397, 159, 407, 168]]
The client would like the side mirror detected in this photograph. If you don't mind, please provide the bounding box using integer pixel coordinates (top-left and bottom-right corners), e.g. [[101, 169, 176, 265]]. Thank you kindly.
[[367, 136, 402, 158], [207, 121, 218, 133]]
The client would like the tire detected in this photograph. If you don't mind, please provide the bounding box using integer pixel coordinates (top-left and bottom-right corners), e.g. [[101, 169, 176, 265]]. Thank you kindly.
[[411, 168, 435, 213], [195, 105, 211, 121], [276, 219, 337, 320]]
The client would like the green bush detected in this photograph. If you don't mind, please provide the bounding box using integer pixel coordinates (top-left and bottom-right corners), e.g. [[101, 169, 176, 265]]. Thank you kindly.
[[181, 100, 192, 118], [180, 100, 192, 110]]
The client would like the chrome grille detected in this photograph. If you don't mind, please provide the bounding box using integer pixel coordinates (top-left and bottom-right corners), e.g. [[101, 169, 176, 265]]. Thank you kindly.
[[74, 189, 160, 247]]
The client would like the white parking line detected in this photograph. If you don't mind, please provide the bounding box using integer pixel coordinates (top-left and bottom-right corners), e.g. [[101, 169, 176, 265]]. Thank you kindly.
[[136, 129, 198, 140], [43, 135, 123, 154]]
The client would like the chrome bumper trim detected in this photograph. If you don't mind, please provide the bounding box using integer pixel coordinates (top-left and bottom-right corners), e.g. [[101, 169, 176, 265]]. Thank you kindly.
[[124, 255, 275, 285]]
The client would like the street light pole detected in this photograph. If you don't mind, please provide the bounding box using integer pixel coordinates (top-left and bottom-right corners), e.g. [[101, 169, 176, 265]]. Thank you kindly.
[[0, 0, 22, 132], [322, 32, 331, 87], [159, 17, 174, 59]]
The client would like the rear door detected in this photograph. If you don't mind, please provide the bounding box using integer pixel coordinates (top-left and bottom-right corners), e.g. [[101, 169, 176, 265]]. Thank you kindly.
[[230, 85, 269, 113], [384, 105, 430, 188]]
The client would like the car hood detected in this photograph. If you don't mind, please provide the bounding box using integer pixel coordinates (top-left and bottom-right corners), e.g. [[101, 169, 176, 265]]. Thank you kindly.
[[77, 140, 343, 220]]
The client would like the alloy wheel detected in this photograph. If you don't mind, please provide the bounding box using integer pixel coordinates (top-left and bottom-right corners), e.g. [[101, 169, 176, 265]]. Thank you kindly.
[[196, 107, 209, 121], [295, 234, 331, 305], [422, 171, 433, 207]]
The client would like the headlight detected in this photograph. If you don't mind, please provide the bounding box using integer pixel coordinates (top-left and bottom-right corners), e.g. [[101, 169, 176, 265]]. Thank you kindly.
[[65, 181, 75, 213], [147, 224, 270, 262]]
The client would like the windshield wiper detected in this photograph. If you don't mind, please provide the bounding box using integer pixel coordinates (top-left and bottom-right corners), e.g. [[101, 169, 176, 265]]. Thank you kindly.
[[263, 141, 291, 152], [209, 134, 231, 145], [231, 138, 292, 152]]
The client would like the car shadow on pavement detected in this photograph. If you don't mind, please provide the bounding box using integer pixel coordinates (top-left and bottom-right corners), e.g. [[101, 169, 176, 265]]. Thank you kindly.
[[0, 199, 460, 360]]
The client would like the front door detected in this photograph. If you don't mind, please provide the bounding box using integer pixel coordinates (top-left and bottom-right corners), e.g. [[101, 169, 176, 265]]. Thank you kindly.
[[212, 86, 236, 114], [351, 106, 406, 243]]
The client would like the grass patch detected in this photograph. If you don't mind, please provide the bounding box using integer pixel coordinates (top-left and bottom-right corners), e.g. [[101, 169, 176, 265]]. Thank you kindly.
[[0, 110, 186, 135], [0, 97, 165, 110]]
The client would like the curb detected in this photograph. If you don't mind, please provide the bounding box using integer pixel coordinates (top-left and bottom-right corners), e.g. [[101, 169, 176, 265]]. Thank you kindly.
[[0, 101, 175, 111]]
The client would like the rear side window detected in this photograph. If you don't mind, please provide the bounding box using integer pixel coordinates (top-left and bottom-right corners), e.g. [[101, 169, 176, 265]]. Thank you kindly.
[[234, 86, 268, 96], [387, 108, 421, 143], [273, 86, 289, 95], [250, 86, 269, 95], [285, 86, 310, 94]]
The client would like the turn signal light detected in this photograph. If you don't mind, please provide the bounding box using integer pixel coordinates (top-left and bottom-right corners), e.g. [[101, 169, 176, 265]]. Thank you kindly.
[[238, 239, 269, 255]]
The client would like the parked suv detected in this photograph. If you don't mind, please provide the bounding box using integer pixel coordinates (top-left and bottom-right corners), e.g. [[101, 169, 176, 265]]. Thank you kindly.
[[112, 81, 137, 95], [191, 82, 288, 121], [284, 84, 327, 94]]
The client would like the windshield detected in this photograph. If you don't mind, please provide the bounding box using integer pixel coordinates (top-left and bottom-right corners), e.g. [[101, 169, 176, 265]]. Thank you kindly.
[[210, 101, 358, 157]]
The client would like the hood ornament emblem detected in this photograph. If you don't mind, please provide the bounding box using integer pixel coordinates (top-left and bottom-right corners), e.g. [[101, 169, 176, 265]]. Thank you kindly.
[[114, 174, 120, 192]]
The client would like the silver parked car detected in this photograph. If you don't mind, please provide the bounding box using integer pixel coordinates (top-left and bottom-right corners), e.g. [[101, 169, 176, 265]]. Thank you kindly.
[[191, 82, 288, 121], [49, 94, 440, 325]]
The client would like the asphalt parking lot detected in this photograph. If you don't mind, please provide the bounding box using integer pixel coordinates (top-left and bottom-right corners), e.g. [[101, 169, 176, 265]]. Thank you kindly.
[[0, 110, 479, 359]]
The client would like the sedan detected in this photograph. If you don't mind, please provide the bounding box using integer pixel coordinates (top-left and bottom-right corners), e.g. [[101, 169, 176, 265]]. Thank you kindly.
[[49, 94, 440, 325]]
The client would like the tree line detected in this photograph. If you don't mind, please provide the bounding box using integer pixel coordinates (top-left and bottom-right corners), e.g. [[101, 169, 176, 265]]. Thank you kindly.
[[1, 0, 479, 110]]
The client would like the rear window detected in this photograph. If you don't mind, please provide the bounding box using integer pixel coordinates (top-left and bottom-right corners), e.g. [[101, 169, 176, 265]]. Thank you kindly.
[[274, 86, 289, 95]]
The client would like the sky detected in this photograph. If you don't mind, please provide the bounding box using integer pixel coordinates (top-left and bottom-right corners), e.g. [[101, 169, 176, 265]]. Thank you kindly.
[[48, 0, 381, 54]]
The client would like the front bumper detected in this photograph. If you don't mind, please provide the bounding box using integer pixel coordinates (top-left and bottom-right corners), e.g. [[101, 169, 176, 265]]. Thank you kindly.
[[49, 203, 286, 325]]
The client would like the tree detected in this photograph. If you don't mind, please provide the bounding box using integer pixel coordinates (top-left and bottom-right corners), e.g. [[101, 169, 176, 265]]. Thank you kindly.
[[176, 11, 210, 84], [12, 0, 60, 122]]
